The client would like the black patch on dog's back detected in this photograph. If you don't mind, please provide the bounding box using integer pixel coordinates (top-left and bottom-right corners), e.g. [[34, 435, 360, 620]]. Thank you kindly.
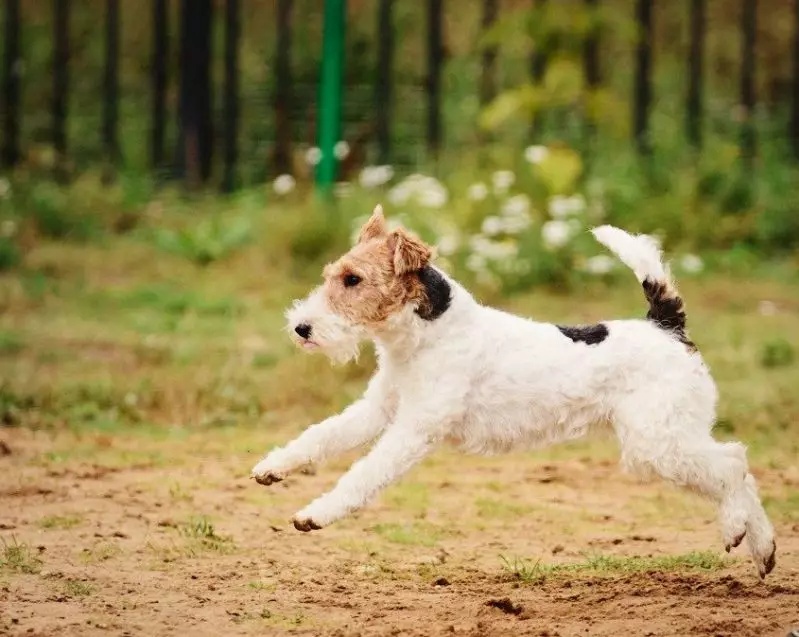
[[415, 266, 452, 321], [557, 323, 609, 345]]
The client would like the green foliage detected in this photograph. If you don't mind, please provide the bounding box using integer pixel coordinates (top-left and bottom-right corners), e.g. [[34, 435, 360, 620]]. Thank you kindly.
[[0, 236, 21, 271], [180, 516, 235, 552], [760, 338, 795, 369], [153, 216, 252, 266], [1, 537, 43, 574], [501, 550, 729, 584]]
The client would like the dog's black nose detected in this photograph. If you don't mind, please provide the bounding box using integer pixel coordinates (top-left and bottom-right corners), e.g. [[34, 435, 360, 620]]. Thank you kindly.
[[294, 323, 312, 340]]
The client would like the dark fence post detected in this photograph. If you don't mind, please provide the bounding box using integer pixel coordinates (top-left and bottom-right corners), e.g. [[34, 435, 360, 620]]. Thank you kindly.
[[151, 0, 167, 172], [633, 0, 653, 154], [426, 0, 443, 159], [177, 0, 213, 187], [791, 0, 798, 158], [740, 0, 756, 164], [2, 0, 21, 169], [222, 0, 239, 192], [583, 0, 600, 143], [375, 0, 393, 165], [103, 0, 120, 171], [530, 0, 548, 138], [53, 0, 70, 172], [687, 0, 705, 148], [273, 0, 292, 176], [480, 0, 498, 107]]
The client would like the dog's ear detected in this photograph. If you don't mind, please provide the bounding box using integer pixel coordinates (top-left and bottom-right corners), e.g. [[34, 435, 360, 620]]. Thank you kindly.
[[357, 204, 388, 243], [389, 228, 432, 275]]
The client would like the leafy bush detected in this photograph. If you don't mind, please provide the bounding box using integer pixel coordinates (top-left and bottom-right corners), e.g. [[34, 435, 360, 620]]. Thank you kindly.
[[153, 216, 252, 266]]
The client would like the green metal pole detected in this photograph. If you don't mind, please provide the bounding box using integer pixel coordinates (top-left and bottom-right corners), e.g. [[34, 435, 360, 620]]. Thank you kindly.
[[316, 0, 346, 192]]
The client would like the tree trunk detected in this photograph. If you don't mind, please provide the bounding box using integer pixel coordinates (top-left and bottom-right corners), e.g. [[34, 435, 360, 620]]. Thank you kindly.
[[177, 0, 214, 188]]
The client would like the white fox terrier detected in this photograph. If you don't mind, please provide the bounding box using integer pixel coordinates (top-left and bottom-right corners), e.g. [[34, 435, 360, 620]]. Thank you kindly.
[[251, 205, 776, 579]]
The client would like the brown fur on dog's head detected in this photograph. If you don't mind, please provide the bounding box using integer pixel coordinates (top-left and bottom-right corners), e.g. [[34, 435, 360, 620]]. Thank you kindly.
[[322, 205, 434, 329]]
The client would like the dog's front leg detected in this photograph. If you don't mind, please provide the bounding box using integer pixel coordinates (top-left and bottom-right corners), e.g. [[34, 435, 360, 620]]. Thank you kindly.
[[291, 402, 460, 531], [251, 370, 395, 485]]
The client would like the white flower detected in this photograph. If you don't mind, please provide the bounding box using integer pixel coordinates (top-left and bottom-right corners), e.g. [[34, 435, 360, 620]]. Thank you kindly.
[[491, 170, 515, 194], [481, 216, 503, 236], [467, 182, 488, 202], [548, 194, 586, 219], [272, 174, 296, 195], [501, 216, 532, 234], [470, 235, 518, 260], [437, 235, 459, 256], [680, 254, 704, 274], [417, 184, 448, 208], [758, 300, 777, 316], [541, 220, 574, 249], [0, 178, 10, 199], [583, 254, 616, 275], [524, 145, 549, 164], [334, 141, 350, 160], [387, 174, 448, 208], [387, 183, 410, 206], [334, 181, 353, 198], [359, 165, 394, 189], [501, 194, 531, 219], [0, 219, 17, 237], [466, 253, 487, 272], [304, 147, 322, 166]]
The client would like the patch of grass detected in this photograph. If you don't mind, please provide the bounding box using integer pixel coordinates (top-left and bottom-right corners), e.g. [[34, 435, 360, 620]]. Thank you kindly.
[[153, 216, 252, 266], [0, 330, 24, 356], [0, 537, 43, 574], [180, 516, 235, 552], [38, 514, 84, 530], [370, 522, 446, 547], [62, 579, 94, 597], [475, 497, 531, 519], [762, 491, 799, 523], [79, 542, 122, 564], [384, 482, 430, 517], [500, 550, 730, 584], [760, 337, 795, 369], [247, 580, 277, 592], [168, 483, 193, 503]]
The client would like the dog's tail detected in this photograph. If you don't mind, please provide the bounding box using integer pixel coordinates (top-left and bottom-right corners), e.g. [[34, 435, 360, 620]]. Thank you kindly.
[[591, 225, 695, 349]]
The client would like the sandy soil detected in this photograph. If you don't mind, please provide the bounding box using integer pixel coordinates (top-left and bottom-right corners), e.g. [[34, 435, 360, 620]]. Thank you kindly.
[[2, 427, 798, 637]]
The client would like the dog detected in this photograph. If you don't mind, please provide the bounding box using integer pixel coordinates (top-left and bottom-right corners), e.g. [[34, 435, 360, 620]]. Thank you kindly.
[[251, 205, 776, 579]]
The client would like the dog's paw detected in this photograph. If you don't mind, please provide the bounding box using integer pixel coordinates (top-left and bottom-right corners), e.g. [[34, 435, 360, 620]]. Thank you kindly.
[[250, 469, 285, 486], [292, 516, 322, 532], [757, 540, 777, 580]]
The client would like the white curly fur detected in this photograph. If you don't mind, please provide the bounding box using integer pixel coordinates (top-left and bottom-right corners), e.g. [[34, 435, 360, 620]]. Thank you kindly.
[[251, 224, 776, 578]]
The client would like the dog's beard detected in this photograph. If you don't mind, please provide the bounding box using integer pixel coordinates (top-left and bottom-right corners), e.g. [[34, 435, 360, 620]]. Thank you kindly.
[[285, 290, 365, 365]]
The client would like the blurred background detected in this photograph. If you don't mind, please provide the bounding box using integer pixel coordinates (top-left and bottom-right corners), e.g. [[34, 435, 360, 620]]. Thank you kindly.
[[0, 0, 797, 431]]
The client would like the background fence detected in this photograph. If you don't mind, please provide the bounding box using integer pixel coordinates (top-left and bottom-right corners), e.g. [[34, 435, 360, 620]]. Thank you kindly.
[[1, 0, 799, 190]]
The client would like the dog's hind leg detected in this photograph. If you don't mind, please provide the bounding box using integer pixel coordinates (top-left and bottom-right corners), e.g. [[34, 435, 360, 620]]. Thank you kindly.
[[612, 394, 776, 579]]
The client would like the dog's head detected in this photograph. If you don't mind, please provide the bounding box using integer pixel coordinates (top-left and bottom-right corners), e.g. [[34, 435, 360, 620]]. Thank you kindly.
[[286, 205, 450, 363]]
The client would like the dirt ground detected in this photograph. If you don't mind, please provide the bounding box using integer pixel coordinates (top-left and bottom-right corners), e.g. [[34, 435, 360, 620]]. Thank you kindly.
[[2, 426, 798, 637]]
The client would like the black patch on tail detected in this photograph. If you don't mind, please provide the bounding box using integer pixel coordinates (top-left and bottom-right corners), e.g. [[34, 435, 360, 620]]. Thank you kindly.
[[557, 323, 609, 345], [415, 266, 451, 321], [642, 277, 696, 350]]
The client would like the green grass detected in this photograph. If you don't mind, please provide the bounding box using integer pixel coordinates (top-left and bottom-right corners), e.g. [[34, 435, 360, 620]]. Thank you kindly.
[[370, 522, 448, 547], [62, 579, 94, 597], [38, 515, 84, 530], [180, 516, 235, 553], [475, 497, 532, 519], [500, 550, 730, 584], [0, 538, 43, 574]]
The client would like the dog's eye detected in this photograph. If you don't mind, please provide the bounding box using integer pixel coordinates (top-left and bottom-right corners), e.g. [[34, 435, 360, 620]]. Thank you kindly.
[[343, 273, 362, 288]]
